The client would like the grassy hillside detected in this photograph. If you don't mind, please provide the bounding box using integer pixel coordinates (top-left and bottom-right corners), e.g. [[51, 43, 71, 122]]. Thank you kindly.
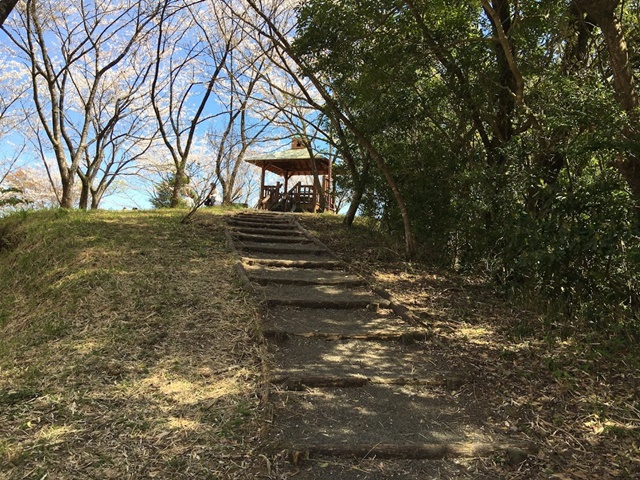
[[2, 209, 638, 479], [0, 209, 263, 479]]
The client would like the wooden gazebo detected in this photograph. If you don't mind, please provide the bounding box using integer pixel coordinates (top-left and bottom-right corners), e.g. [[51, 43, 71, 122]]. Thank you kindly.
[[245, 138, 334, 212]]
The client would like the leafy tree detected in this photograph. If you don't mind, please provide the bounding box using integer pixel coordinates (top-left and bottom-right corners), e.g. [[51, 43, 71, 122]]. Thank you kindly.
[[285, 0, 640, 330], [150, 173, 195, 209]]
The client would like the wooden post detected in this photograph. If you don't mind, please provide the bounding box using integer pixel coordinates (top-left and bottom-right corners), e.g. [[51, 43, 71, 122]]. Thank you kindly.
[[312, 181, 318, 212], [284, 172, 289, 195], [259, 164, 266, 209], [328, 157, 333, 211]]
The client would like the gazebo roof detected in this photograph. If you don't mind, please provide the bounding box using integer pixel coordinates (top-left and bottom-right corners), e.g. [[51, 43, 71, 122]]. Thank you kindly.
[[245, 147, 330, 177]]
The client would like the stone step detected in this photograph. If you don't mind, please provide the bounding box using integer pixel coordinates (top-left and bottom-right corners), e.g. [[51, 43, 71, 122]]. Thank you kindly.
[[231, 231, 313, 244], [245, 265, 365, 286], [243, 256, 344, 270], [269, 337, 439, 380], [263, 307, 412, 336], [270, 374, 465, 390], [267, 384, 490, 449], [229, 225, 308, 237], [264, 453, 527, 479], [233, 212, 291, 222], [259, 284, 387, 309], [283, 442, 535, 462], [228, 219, 298, 230], [272, 374, 370, 389], [264, 330, 430, 344], [237, 241, 328, 255]]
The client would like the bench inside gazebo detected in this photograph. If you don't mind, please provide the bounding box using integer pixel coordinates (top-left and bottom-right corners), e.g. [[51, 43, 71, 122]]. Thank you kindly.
[[245, 138, 334, 213]]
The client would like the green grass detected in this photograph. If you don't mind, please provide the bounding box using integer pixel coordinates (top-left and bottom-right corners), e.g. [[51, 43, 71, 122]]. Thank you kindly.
[[0, 208, 263, 479]]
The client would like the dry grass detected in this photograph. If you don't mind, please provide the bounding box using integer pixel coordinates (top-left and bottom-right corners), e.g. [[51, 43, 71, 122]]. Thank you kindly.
[[0, 208, 264, 479], [297, 213, 640, 479], [4, 209, 638, 479]]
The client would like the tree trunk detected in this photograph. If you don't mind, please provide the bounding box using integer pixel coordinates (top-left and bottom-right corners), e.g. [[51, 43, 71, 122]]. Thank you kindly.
[[482, 0, 517, 147], [307, 148, 326, 211], [78, 180, 89, 210], [90, 184, 105, 209], [60, 176, 75, 208], [564, 2, 596, 72], [574, 0, 640, 204], [171, 165, 185, 208], [225, 146, 249, 205], [344, 180, 365, 226], [223, 185, 232, 205], [578, 0, 637, 111], [0, 0, 18, 26], [369, 147, 416, 257], [596, 11, 640, 202], [344, 156, 370, 227]]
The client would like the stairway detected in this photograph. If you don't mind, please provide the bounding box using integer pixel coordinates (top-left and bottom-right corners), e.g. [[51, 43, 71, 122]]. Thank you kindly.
[[226, 212, 535, 478]]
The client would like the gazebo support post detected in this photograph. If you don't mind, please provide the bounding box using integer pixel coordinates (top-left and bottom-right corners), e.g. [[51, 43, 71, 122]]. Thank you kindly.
[[328, 158, 333, 211], [259, 164, 266, 209], [312, 182, 317, 213]]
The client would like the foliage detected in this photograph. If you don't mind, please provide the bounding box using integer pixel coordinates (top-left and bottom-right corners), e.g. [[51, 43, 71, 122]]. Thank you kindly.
[[292, 0, 640, 338], [150, 173, 196, 209], [0, 187, 28, 208], [487, 165, 639, 322]]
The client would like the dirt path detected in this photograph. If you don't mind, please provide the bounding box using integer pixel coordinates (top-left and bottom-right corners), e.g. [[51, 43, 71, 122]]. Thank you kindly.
[[226, 212, 536, 479]]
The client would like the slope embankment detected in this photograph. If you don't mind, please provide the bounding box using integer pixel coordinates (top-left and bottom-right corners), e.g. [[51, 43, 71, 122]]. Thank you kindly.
[[0, 209, 263, 479]]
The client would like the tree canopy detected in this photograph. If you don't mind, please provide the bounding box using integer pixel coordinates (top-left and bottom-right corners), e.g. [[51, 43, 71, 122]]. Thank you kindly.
[[285, 0, 640, 331]]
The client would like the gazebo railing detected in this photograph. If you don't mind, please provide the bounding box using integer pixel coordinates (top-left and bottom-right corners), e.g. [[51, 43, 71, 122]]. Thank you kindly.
[[258, 184, 281, 210], [259, 182, 334, 212]]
